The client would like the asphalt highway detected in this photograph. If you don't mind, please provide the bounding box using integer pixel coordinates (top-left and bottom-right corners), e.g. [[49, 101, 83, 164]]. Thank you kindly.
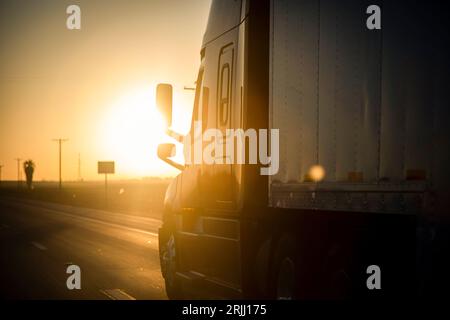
[[0, 196, 166, 300]]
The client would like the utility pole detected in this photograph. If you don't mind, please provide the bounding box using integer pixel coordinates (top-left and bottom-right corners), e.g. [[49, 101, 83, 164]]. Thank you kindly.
[[14, 158, 21, 188], [0, 165, 3, 186], [52, 139, 68, 189], [78, 153, 82, 181]]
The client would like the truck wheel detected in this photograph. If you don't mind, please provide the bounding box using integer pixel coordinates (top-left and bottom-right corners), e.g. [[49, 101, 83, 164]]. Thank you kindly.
[[276, 256, 296, 299], [161, 233, 183, 299], [272, 235, 298, 300]]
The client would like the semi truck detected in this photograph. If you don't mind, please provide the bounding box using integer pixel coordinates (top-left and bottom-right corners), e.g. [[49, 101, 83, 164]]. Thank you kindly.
[[156, 0, 450, 299]]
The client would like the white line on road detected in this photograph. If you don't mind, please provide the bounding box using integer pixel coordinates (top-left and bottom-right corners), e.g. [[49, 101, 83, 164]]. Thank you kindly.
[[31, 241, 47, 251], [2, 200, 159, 237], [60, 212, 159, 237], [100, 289, 136, 300]]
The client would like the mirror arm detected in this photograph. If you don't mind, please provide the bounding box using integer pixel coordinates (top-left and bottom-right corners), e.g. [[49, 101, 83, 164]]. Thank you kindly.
[[165, 128, 185, 144], [161, 157, 185, 171]]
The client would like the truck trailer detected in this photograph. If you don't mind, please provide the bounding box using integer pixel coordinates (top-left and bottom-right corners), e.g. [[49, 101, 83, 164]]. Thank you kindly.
[[156, 0, 450, 299]]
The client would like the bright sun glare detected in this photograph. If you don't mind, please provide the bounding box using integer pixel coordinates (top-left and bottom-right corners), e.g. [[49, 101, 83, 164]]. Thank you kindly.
[[100, 87, 170, 177]]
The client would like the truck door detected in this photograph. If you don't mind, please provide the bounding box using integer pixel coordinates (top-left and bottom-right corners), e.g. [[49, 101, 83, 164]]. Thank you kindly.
[[197, 40, 242, 292], [177, 69, 208, 273], [215, 43, 235, 208]]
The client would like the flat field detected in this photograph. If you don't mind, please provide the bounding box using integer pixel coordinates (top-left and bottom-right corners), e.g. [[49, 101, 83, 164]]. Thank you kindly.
[[0, 179, 171, 219]]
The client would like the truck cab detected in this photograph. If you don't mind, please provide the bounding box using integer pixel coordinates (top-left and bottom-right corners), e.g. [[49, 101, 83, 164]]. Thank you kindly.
[[157, 0, 274, 299]]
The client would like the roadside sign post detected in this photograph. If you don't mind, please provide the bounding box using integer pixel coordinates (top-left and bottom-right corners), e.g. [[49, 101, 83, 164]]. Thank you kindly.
[[97, 161, 115, 207], [104, 173, 108, 205]]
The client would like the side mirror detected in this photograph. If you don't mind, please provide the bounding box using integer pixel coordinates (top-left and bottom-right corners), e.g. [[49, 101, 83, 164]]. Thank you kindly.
[[157, 143, 184, 171], [156, 83, 173, 128], [157, 143, 176, 159]]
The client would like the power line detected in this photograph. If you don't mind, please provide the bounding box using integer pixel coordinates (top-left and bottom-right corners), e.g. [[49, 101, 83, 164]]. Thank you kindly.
[[52, 139, 68, 189]]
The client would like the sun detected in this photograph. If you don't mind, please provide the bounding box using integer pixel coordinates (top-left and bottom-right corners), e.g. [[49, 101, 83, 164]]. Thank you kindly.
[[99, 86, 171, 177]]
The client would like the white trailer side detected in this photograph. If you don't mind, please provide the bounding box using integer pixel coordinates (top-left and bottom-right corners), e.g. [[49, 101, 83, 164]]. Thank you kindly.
[[269, 0, 450, 218]]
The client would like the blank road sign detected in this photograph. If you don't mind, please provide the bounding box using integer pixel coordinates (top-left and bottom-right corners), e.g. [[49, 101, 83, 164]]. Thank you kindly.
[[98, 161, 115, 174]]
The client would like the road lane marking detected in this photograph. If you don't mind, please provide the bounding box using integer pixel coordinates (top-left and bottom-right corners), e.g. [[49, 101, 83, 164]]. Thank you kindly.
[[31, 241, 47, 251], [0, 197, 162, 224], [1, 200, 159, 237], [100, 289, 136, 300], [66, 214, 159, 237]]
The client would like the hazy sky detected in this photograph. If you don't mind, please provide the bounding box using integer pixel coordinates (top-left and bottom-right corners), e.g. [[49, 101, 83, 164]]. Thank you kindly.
[[0, 0, 211, 181]]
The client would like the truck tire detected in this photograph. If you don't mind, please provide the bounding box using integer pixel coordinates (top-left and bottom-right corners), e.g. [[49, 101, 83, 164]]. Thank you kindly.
[[271, 234, 299, 300], [160, 232, 184, 299]]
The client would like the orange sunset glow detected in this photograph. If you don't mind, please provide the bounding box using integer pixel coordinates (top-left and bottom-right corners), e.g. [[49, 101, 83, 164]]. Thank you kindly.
[[0, 0, 211, 180], [0, 0, 448, 303]]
